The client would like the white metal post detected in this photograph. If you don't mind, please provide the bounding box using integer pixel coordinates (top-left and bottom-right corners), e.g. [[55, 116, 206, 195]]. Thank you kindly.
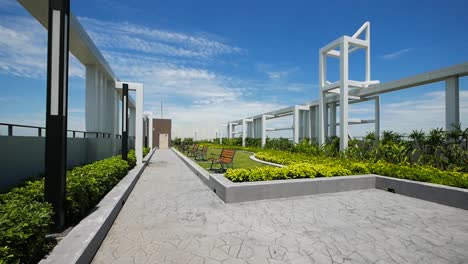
[[85, 65, 99, 133], [339, 40, 349, 151], [309, 105, 317, 142], [219, 126, 223, 144], [445, 76, 460, 131], [135, 86, 144, 165], [242, 119, 247, 147], [146, 112, 153, 149], [261, 115, 267, 148], [293, 105, 300, 144], [318, 51, 326, 145], [375, 97, 380, 139], [330, 102, 337, 137], [365, 23, 371, 82]]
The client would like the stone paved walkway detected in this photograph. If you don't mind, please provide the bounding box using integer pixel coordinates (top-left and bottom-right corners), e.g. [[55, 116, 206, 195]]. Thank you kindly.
[[92, 149, 468, 264]]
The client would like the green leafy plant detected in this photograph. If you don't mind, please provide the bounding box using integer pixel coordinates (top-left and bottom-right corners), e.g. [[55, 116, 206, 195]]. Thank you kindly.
[[0, 148, 149, 264]]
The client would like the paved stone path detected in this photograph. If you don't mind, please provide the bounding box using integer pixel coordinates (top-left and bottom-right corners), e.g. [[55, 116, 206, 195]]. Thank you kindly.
[[92, 149, 468, 264]]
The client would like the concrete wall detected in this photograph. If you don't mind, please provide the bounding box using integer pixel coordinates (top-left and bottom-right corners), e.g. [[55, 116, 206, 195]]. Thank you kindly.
[[153, 119, 172, 148], [0, 136, 126, 192]]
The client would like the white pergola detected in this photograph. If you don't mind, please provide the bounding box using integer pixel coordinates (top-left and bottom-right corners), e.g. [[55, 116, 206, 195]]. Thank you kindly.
[[18, 0, 153, 164], [319, 22, 380, 150], [115, 82, 145, 165], [228, 21, 465, 151]]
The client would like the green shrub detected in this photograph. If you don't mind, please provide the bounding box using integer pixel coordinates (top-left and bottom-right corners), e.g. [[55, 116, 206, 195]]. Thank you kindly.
[[249, 149, 468, 188], [65, 156, 129, 223], [245, 138, 261, 148], [0, 147, 152, 263], [225, 163, 317, 182], [265, 138, 293, 151], [0, 182, 53, 264]]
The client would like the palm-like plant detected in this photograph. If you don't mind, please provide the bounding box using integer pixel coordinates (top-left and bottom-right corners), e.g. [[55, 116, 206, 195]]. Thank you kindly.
[[447, 123, 463, 144], [381, 130, 404, 145]]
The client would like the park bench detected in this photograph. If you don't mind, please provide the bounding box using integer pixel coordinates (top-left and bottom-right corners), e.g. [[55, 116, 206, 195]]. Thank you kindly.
[[208, 148, 236, 171], [187, 144, 199, 157], [195, 145, 208, 161]]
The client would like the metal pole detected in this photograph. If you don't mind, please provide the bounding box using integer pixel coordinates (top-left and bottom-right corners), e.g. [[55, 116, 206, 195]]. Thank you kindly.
[[122, 83, 129, 161], [44, 0, 70, 230]]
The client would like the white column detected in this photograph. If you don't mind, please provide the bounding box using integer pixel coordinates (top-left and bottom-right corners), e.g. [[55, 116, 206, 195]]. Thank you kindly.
[[135, 86, 144, 165], [293, 106, 300, 144], [318, 51, 326, 145], [113, 88, 119, 136], [365, 23, 371, 82], [261, 115, 267, 148], [85, 65, 99, 133], [242, 119, 247, 147], [330, 102, 337, 137], [227, 123, 231, 139], [98, 70, 105, 132], [339, 40, 349, 151], [375, 97, 380, 139], [148, 112, 153, 149], [302, 109, 310, 140], [445, 76, 460, 131], [128, 108, 135, 137], [219, 127, 223, 144], [309, 105, 317, 142]]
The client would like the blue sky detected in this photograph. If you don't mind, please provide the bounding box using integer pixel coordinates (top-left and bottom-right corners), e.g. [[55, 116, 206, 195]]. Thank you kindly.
[[0, 0, 467, 138]]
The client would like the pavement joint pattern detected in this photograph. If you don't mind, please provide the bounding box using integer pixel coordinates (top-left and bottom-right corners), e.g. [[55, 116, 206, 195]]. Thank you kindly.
[[92, 149, 468, 264]]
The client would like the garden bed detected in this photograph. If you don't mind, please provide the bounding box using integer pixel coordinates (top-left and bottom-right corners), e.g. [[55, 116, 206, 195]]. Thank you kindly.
[[173, 148, 468, 210], [0, 148, 151, 264], [225, 149, 468, 189]]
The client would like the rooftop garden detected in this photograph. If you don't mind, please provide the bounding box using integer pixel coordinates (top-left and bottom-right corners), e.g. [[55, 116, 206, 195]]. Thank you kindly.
[[173, 125, 468, 188]]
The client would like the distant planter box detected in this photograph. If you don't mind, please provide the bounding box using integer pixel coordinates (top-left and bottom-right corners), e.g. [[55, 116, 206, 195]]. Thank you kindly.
[[173, 148, 468, 210]]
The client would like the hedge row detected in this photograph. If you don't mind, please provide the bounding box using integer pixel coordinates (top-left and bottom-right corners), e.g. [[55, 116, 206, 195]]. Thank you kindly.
[[225, 163, 354, 182], [225, 149, 468, 188], [0, 148, 150, 264]]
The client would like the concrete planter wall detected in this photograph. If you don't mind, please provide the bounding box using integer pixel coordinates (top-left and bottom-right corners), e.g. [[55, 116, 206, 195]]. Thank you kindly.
[[173, 148, 468, 210]]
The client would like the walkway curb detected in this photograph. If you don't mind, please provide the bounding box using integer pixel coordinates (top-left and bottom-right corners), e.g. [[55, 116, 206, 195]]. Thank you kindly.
[[174, 148, 468, 209], [172, 147, 211, 186], [39, 148, 157, 264], [248, 152, 285, 167]]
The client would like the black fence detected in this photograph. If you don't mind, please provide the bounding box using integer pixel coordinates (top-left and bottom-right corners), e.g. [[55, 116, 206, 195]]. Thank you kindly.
[[0, 123, 123, 139]]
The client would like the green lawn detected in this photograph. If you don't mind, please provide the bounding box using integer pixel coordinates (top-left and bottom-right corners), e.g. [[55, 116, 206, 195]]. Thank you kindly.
[[189, 146, 269, 171]]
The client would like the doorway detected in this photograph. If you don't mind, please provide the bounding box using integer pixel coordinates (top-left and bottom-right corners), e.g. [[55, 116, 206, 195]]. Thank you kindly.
[[159, 133, 169, 149]]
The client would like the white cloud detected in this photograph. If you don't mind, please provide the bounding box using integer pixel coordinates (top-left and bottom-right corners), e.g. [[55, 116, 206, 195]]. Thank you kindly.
[[381, 48, 412, 60], [0, 15, 84, 79], [78, 16, 245, 59], [153, 100, 287, 139]]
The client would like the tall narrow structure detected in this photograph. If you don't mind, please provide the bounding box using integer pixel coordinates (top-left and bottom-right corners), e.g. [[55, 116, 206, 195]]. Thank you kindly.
[[319, 22, 380, 150]]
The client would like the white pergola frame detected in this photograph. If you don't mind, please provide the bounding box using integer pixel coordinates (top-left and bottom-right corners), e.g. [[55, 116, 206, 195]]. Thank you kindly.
[[319, 22, 380, 150], [116, 82, 144, 165], [227, 22, 465, 151]]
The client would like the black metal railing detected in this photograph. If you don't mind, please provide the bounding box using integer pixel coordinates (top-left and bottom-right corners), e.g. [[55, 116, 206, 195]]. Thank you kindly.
[[0, 123, 122, 139]]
